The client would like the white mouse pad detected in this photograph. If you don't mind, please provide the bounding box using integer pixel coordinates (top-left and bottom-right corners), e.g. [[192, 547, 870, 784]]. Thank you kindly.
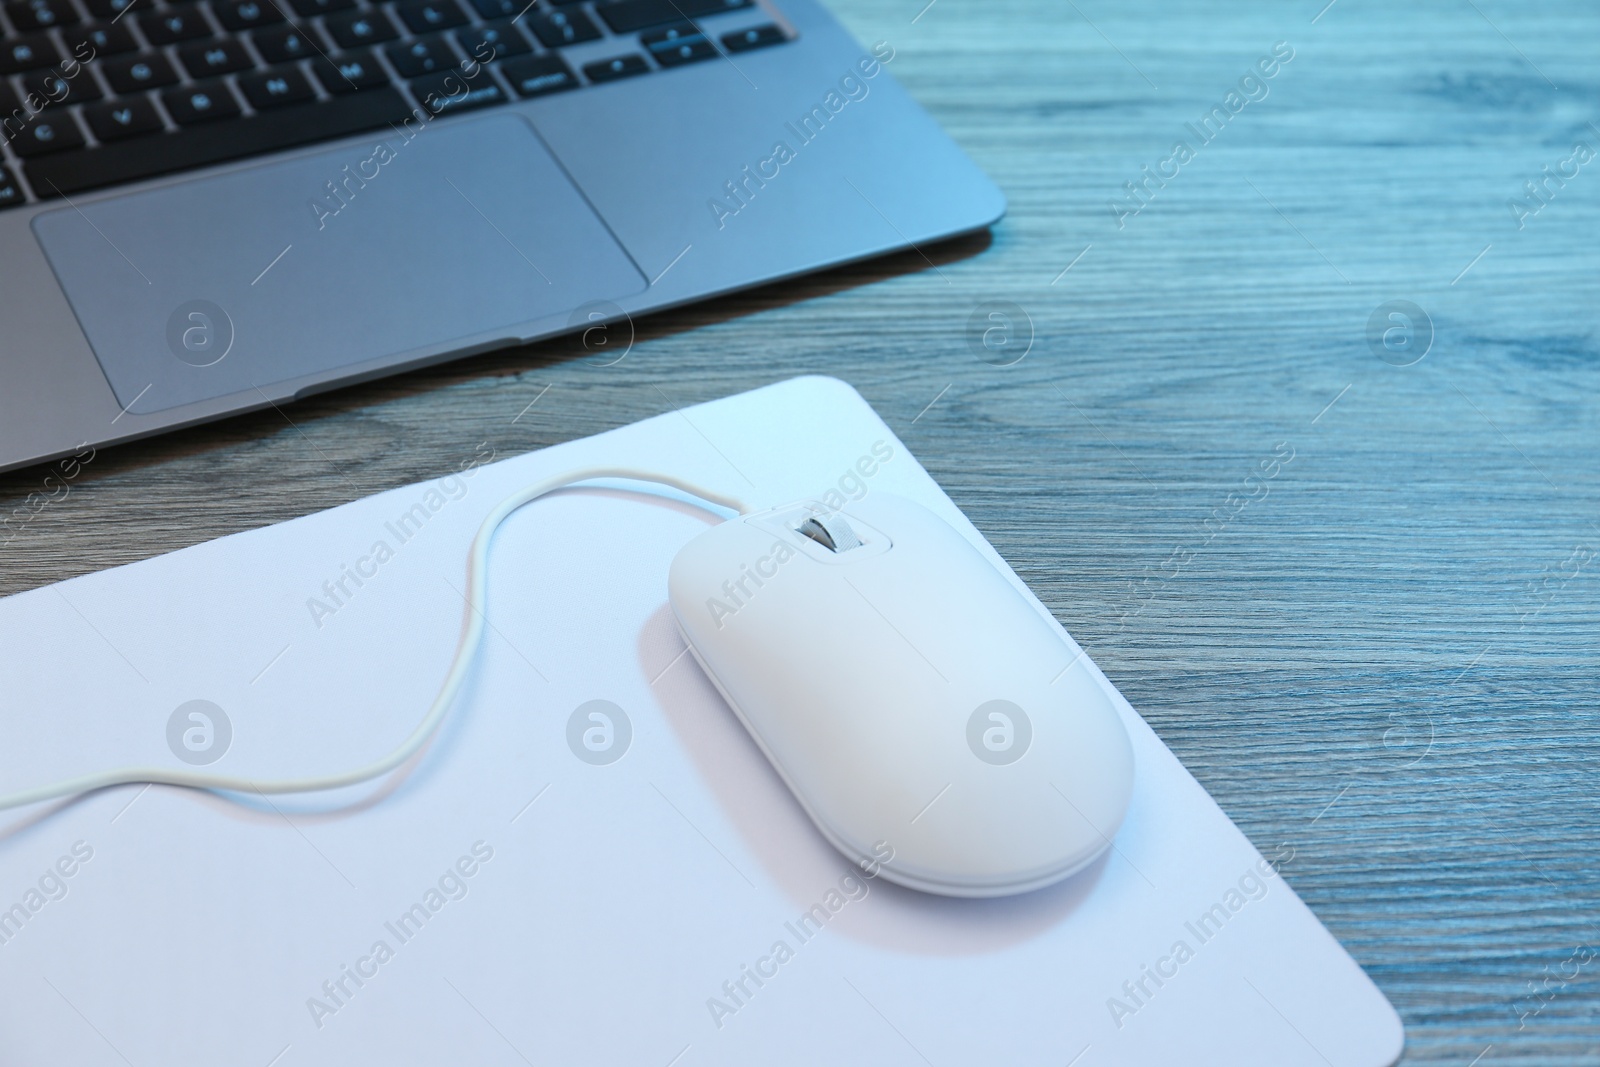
[[0, 376, 1402, 1066]]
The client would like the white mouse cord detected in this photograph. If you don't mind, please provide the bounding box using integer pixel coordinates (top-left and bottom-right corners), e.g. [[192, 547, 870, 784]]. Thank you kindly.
[[0, 469, 751, 813]]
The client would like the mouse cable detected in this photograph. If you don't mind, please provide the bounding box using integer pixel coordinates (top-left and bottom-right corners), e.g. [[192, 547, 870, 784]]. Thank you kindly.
[[0, 469, 753, 813]]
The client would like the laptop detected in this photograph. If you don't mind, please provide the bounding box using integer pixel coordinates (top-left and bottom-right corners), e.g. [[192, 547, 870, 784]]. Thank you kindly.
[[0, 0, 1003, 474]]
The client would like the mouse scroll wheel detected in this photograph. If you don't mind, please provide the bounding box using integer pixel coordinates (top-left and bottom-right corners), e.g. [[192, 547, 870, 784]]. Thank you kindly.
[[797, 516, 864, 553]]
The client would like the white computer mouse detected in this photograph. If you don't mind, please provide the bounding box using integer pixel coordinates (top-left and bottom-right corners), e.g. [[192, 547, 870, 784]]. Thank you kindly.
[[668, 490, 1134, 897]]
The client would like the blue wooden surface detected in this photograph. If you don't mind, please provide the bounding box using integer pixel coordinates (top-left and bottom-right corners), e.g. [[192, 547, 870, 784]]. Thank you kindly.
[[3, 0, 1597, 1061]]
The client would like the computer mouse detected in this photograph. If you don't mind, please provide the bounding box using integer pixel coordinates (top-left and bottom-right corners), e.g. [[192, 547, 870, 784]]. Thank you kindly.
[[668, 490, 1135, 897]]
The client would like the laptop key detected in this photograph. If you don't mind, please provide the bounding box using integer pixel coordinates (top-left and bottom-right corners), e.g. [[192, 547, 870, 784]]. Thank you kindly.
[[252, 22, 325, 63], [595, 0, 747, 34], [394, 0, 467, 33], [0, 33, 61, 74], [83, 96, 164, 140], [0, 166, 23, 210], [139, 8, 213, 43], [466, 0, 516, 19], [8, 112, 86, 157], [103, 52, 179, 92], [582, 53, 647, 82], [238, 65, 314, 107], [83, 0, 143, 21], [649, 37, 714, 66], [456, 19, 528, 59], [527, 8, 599, 48], [642, 23, 714, 67], [63, 22, 139, 57], [214, 0, 285, 31], [311, 48, 388, 92], [410, 67, 505, 115], [499, 53, 575, 96], [721, 23, 783, 52], [386, 35, 455, 77], [21, 67, 104, 106], [178, 38, 254, 78], [6, 0, 79, 31], [26, 87, 412, 196], [162, 78, 242, 124], [639, 21, 690, 44], [324, 8, 398, 47]]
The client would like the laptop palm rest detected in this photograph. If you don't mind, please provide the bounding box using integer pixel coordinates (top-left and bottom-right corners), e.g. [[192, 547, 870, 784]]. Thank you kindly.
[[32, 112, 647, 415]]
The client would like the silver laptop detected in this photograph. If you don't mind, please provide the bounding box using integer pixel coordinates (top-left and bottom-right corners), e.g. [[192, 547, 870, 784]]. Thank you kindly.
[[0, 0, 1002, 474]]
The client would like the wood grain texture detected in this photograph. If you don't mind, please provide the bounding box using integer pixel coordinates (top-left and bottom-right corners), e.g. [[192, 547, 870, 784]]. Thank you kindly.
[[3, 0, 1598, 1060]]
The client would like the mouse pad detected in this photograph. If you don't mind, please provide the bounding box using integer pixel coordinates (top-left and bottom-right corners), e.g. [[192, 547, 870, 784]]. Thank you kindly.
[[0, 377, 1401, 1065], [31, 111, 646, 415]]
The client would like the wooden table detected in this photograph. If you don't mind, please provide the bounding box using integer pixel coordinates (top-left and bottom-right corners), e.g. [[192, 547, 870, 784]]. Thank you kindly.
[[4, 0, 1597, 1061]]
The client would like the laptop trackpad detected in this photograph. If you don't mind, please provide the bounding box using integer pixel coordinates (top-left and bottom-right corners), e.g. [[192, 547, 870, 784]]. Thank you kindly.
[[33, 113, 647, 415]]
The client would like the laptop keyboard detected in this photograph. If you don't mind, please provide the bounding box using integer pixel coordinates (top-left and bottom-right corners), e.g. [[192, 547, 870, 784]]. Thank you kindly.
[[0, 0, 790, 204]]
